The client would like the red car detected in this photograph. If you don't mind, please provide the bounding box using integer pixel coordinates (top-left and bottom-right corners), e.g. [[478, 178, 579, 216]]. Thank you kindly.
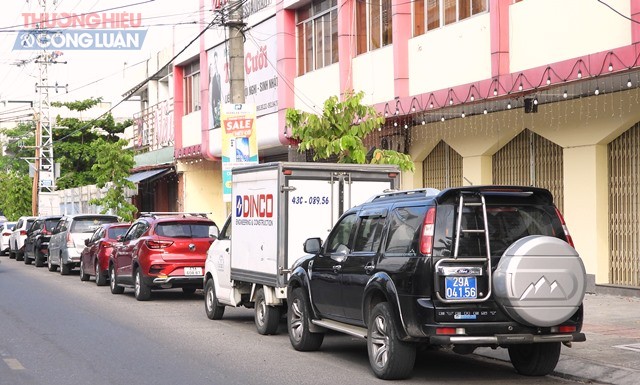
[[109, 213, 218, 301], [80, 223, 131, 286]]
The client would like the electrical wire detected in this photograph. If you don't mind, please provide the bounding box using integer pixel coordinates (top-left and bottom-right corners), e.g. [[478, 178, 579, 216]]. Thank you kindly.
[[596, 0, 640, 24]]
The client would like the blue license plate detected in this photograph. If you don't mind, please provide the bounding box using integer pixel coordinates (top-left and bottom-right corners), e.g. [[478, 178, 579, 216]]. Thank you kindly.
[[445, 276, 477, 299]]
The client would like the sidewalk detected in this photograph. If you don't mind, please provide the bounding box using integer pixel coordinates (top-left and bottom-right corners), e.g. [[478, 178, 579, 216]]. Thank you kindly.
[[476, 287, 640, 385]]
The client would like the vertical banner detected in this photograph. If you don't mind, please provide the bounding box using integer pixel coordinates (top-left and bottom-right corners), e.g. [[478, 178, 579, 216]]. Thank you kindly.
[[221, 103, 259, 201]]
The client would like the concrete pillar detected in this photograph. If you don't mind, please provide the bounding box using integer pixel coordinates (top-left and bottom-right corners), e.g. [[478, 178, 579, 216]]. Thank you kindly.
[[463, 155, 493, 186], [563, 145, 609, 284]]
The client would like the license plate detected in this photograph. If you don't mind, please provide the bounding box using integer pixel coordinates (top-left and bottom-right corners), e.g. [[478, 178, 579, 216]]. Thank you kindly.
[[445, 276, 477, 299], [184, 267, 203, 276]]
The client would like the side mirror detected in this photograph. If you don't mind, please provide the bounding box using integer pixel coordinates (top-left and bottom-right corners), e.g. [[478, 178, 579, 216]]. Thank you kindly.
[[84, 239, 90, 246], [303, 238, 322, 254]]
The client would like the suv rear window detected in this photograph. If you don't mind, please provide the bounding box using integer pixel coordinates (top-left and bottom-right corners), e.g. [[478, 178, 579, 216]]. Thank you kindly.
[[44, 219, 60, 231], [155, 222, 217, 238], [384, 206, 428, 256], [437, 204, 563, 257], [71, 217, 118, 233]]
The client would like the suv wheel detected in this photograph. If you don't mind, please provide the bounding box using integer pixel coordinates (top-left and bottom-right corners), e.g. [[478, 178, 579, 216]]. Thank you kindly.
[[95, 261, 107, 286], [79, 260, 90, 281], [508, 342, 561, 376], [204, 279, 225, 320], [15, 250, 24, 262], [367, 302, 416, 380], [255, 287, 280, 335], [23, 253, 32, 265], [288, 288, 323, 351], [109, 265, 124, 294], [34, 251, 44, 267], [60, 260, 71, 275], [134, 268, 151, 301]]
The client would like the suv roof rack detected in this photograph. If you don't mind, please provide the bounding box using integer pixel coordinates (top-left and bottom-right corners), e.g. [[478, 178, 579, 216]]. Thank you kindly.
[[367, 188, 441, 202], [139, 212, 211, 219]]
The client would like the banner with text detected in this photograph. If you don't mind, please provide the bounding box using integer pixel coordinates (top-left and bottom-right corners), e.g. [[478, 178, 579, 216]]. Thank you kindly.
[[221, 103, 259, 201]]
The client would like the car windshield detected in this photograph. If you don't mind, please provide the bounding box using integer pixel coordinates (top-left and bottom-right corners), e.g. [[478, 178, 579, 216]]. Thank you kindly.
[[71, 217, 119, 233], [155, 222, 217, 238], [108, 227, 129, 239]]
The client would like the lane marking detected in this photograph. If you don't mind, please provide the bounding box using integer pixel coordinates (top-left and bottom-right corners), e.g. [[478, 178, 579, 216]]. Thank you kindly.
[[3, 358, 25, 370]]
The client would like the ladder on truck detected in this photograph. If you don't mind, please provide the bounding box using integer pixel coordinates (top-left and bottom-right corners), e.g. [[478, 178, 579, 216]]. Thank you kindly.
[[435, 191, 492, 303]]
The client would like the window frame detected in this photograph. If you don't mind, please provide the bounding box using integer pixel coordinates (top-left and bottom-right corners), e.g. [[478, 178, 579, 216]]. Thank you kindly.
[[183, 60, 201, 114], [413, 0, 489, 36], [295, 0, 339, 76], [356, 0, 393, 55]]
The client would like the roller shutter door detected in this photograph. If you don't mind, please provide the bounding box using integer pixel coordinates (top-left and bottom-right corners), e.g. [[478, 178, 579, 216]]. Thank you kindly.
[[423, 141, 462, 190], [608, 123, 640, 287]]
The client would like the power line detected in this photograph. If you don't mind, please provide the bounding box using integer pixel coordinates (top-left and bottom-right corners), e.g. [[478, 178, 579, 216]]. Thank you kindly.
[[596, 0, 640, 24]]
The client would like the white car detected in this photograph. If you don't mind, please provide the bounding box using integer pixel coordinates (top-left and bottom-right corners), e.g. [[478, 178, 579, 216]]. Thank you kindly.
[[9, 216, 37, 260], [0, 222, 17, 256]]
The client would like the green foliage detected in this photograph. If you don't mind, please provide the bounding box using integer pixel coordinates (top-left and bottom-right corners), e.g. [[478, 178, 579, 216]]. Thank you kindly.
[[88, 138, 137, 222], [286, 91, 415, 172], [0, 172, 32, 220], [51, 97, 103, 112], [0, 122, 35, 175]]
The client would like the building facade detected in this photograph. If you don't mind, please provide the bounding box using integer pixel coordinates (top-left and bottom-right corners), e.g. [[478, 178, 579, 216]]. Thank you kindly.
[[165, 0, 640, 288]]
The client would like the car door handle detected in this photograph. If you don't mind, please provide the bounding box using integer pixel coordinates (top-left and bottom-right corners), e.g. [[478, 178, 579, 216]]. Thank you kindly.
[[332, 265, 342, 273], [364, 262, 375, 274]]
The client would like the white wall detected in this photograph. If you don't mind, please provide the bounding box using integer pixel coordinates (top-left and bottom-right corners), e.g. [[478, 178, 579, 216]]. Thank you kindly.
[[352, 45, 395, 104], [293, 64, 341, 113]]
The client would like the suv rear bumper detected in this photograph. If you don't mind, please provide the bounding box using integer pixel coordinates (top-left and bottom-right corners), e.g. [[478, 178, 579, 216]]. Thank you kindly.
[[430, 332, 586, 345], [150, 275, 203, 288]]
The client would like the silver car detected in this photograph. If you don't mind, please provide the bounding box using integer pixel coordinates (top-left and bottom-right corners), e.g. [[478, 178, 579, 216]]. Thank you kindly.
[[48, 214, 119, 275]]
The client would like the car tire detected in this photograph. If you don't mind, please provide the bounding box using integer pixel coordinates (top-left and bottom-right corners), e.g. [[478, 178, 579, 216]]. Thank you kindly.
[[60, 261, 71, 275], [134, 268, 151, 301], [47, 256, 57, 272], [255, 287, 280, 335], [24, 254, 32, 265], [182, 287, 197, 295], [95, 261, 107, 286], [508, 342, 561, 376], [204, 279, 225, 320], [109, 265, 124, 294], [288, 288, 324, 351], [9, 246, 15, 259], [367, 302, 416, 380], [34, 252, 44, 267], [16, 251, 24, 262], [79, 260, 90, 281]]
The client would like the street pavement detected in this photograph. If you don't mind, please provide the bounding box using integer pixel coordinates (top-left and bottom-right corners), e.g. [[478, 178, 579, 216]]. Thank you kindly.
[[476, 286, 640, 385]]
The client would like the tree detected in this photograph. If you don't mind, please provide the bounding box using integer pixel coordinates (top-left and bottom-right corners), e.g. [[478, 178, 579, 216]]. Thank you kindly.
[[0, 172, 32, 220], [0, 122, 35, 219], [88, 138, 137, 222], [285, 91, 414, 172]]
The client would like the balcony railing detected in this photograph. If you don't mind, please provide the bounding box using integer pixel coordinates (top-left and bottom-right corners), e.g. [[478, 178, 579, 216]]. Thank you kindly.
[[132, 99, 174, 152]]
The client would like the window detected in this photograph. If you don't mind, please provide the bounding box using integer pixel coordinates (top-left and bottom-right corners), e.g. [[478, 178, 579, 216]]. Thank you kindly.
[[156, 222, 217, 238], [183, 60, 200, 114], [384, 207, 427, 255], [357, 0, 393, 54], [353, 216, 385, 253], [108, 227, 128, 240], [296, 0, 338, 76], [414, 0, 488, 36], [325, 213, 357, 254]]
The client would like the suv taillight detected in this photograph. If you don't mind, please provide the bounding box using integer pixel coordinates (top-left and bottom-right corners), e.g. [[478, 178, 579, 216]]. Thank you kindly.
[[420, 207, 436, 256], [66, 233, 75, 247], [20, 230, 27, 236], [554, 207, 575, 248], [146, 240, 174, 249]]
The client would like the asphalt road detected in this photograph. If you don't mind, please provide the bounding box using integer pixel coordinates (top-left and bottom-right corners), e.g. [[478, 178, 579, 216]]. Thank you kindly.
[[0, 258, 581, 385]]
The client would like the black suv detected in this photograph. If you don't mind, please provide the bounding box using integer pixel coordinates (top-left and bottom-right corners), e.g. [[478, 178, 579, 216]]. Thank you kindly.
[[23, 215, 62, 267], [287, 186, 586, 380]]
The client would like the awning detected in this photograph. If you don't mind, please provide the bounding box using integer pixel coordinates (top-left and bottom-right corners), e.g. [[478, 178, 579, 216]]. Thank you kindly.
[[126, 168, 172, 183]]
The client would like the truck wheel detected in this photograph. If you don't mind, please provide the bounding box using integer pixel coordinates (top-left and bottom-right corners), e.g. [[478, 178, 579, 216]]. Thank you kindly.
[[367, 302, 416, 380], [95, 262, 107, 286], [204, 279, 225, 320], [288, 288, 323, 351], [508, 342, 561, 376], [79, 260, 90, 281], [134, 268, 151, 301], [255, 287, 280, 335], [109, 265, 124, 294], [48, 256, 57, 272]]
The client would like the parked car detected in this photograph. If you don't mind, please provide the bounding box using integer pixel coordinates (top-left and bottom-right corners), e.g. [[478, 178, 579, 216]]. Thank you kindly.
[[9, 216, 37, 260], [110, 213, 218, 301], [23, 215, 62, 266], [287, 186, 587, 380], [79, 223, 131, 286], [0, 222, 17, 256], [48, 214, 120, 275]]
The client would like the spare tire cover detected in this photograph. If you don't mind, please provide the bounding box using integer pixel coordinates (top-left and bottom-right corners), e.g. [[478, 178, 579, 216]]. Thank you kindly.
[[493, 235, 586, 327]]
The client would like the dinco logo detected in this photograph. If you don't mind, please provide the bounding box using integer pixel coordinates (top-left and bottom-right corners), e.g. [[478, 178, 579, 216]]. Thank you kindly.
[[235, 194, 274, 218], [14, 12, 147, 51]]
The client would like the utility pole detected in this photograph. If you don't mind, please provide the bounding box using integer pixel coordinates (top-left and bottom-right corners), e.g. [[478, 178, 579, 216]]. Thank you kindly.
[[226, 0, 245, 104]]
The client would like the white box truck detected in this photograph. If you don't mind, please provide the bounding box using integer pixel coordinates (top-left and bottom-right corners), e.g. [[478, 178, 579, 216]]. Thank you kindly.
[[204, 162, 401, 334]]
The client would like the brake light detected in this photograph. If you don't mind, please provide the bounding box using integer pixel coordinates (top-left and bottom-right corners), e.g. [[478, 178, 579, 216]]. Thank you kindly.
[[420, 207, 436, 255], [554, 207, 574, 248], [2, 232, 10, 236], [435, 327, 465, 335], [146, 239, 174, 249], [66, 233, 75, 247], [20, 230, 27, 236], [551, 325, 577, 333]]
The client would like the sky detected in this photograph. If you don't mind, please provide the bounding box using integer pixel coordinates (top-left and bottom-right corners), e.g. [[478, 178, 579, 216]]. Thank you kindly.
[[0, 0, 202, 120]]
